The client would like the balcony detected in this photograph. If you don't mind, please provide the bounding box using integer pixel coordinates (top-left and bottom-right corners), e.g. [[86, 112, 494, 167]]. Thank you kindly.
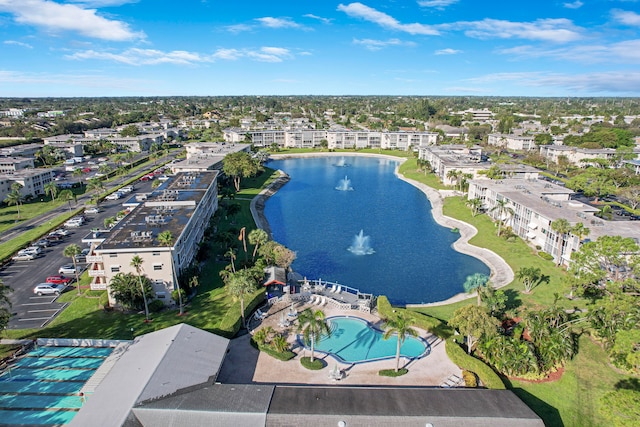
[[90, 282, 107, 291], [88, 269, 105, 277], [86, 255, 103, 263]]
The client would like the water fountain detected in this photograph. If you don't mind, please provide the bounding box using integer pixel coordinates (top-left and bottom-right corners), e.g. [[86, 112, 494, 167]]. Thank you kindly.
[[348, 230, 374, 255], [335, 175, 353, 191], [334, 157, 347, 167]]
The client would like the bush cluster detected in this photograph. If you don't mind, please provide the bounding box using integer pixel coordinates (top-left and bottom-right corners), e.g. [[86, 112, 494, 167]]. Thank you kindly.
[[445, 337, 505, 390], [300, 356, 324, 370]]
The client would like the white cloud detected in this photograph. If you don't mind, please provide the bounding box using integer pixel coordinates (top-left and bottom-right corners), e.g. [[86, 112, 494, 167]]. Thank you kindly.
[[468, 71, 640, 93], [435, 48, 461, 55], [353, 38, 416, 51], [0, 69, 154, 92], [64, 0, 139, 6], [337, 2, 440, 35], [563, 1, 583, 9], [417, 0, 458, 8], [4, 40, 33, 48], [0, 0, 144, 41], [611, 9, 640, 26], [303, 14, 332, 24], [445, 18, 583, 43], [498, 39, 640, 63], [66, 46, 296, 64], [255, 17, 302, 29], [224, 24, 253, 34]]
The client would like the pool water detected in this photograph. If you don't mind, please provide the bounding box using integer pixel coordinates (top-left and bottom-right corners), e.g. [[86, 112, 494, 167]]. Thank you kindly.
[[0, 345, 113, 425], [306, 316, 429, 364]]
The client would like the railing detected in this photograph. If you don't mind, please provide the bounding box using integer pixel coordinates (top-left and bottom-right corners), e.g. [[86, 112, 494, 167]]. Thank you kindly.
[[90, 282, 107, 290], [86, 255, 102, 263], [88, 270, 105, 277]]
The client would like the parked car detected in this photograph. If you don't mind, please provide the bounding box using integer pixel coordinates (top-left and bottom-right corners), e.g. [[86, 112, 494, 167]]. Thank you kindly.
[[45, 234, 64, 242], [157, 175, 170, 181], [51, 228, 71, 236], [85, 207, 100, 214], [74, 248, 91, 263], [12, 253, 36, 261], [46, 275, 72, 285], [64, 220, 83, 228], [33, 283, 64, 296], [19, 246, 42, 256], [32, 239, 51, 248], [59, 264, 78, 275]]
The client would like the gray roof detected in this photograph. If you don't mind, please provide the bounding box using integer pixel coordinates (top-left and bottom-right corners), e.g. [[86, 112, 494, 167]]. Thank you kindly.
[[70, 324, 229, 427]]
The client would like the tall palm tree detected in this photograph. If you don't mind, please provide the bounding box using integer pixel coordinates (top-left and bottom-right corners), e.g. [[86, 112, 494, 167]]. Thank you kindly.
[[466, 197, 483, 217], [225, 269, 257, 328], [86, 178, 104, 205], [248, 229, 269, 261], [551, 218, 571, 266], [516, 266, 542, 293], [225, 248, 237, 273], [44, 182, 58, 203], [63, 244, 82, 295], [297, 308, 331, 363], [131, 255, 150, 322], [383, 313, 418, 372], [157, 231, 183, 315], [490, 198, 513, 237], [571, 222, 590, 244], [4, 190, 23, 220], [463, 273, 490, 306], [58, 189, 74, 212], [72, 168, 84, 186], [446, 169, 460, 189]]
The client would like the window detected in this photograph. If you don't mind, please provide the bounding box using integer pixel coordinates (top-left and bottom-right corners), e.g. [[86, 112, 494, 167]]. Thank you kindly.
[[153, 264, 163, 271], [111, 266, 120, 273], [152, 252, 160, 256], [156, 292, 166, 299], [109, 253, 117, 258]]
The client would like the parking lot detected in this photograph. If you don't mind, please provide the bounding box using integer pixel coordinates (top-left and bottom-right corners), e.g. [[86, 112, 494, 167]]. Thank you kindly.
[[1, 178, 156, 329]]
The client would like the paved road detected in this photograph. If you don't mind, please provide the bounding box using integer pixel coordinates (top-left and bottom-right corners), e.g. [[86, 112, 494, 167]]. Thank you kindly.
[[1, 154, 176, 329]]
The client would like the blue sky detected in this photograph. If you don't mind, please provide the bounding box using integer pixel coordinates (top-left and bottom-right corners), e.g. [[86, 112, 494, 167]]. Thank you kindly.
[[1, 0, 639, 97]]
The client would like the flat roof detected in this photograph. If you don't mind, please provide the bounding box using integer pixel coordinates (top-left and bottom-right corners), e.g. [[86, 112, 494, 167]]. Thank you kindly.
[[97, 171, 217, 251]]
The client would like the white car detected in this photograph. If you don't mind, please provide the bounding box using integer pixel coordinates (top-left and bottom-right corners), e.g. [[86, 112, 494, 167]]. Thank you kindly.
[[59, 264, 78, 275], [33, 283, 64, 296], [85, 207, 100, 214], [105, 193, 121, 200], [13, 253, 36, 261], [64, 220, 83, 228], [158, 175, 170, 181]]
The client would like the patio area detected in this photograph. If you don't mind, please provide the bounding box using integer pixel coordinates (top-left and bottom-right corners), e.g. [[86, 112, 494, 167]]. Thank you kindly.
[[222, 297, 463, 388]]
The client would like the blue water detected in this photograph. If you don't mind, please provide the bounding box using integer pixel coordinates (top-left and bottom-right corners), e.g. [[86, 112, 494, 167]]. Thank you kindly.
[[310, 316, 428, 363], [0, 346, 113, 425], [264, 156, 490, 304]]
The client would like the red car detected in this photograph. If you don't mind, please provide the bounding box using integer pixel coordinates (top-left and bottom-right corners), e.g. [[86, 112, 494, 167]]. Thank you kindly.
[[46, 275, 72, 285], [82, 167, 91, 173]]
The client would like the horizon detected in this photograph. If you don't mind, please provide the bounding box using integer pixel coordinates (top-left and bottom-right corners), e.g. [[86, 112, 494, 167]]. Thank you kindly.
[[1, 1, 639, 97]]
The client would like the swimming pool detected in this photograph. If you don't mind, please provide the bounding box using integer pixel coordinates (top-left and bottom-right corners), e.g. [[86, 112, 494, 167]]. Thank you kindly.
[[0, 345, 113, 425], [302, 316, 429, 364]]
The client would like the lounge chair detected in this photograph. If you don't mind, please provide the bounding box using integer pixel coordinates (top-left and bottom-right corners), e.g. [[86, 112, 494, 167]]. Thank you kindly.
[[321, 296, 327, 307], [336, 285, 342, 294], [330, 284, 337, 293], [309, 295, 316, 305]]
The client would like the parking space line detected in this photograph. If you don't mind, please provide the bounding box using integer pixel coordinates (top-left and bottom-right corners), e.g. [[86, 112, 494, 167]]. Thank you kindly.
[[22, 302, 57, 306], [28, 309, 60, 313], [18, 317, 52, 322]]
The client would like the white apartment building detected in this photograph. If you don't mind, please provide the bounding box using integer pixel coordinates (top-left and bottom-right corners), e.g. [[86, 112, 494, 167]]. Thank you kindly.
[[223, 129, 438, 151], [488, 134, 537, 151], [0, 169, 54, 201], [466, 178, 640, 266], [0, 157, 35, 173], [539, 145, 640, 166], [85, 171, 219, 305], [171, 142, 252, 172], [418, 144, 489, 186], [0, 143, 43, 158]]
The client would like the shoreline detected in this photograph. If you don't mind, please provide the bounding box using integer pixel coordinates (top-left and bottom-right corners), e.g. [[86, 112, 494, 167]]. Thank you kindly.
[[249, 151, 514, 307]]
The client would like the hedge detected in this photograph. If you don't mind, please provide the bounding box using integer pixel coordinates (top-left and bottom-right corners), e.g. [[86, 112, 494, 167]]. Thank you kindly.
[[445, 337, 505, 390], [250, 339, 296, 361], [218, 289, 265, 337]]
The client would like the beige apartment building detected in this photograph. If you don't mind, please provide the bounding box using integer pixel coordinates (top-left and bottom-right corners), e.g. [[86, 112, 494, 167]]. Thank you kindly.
[[418, 144, 489, 186], [0, 168, 54, 201], [487, 133, 537, 151], [84, 171, 219, 306]]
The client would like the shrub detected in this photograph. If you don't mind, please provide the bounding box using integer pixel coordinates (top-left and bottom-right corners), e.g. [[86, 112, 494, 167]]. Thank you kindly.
[[379, 368, 408, 377], [462, 370, 478, 387], [445, 337, 505, 389], [538, 252, 554, 261], [300, 356, 324, 370], [148, 299, 165, 313]]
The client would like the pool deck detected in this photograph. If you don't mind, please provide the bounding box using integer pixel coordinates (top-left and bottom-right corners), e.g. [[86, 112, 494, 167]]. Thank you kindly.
[[218, 299, 462, 387]]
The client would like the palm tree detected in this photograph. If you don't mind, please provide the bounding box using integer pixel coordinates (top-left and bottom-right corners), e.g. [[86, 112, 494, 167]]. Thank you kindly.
[[131, 255, 150, 322], [4, 189, 23, 220], [157, 230, 183, 315], [297, 308, 331, 363], [466, 197, 483, 217], [463, 273, 490, 306], [72, 168, 84, 186], [225, 269, 257, 328], [383, 313, 418, 372], [516, 266, 542, 293], [86, 178, 104, 204], [63, 244, 82, 295], [225, 248, 237, 273], [490, 198, 513, 237], [551, 218, 571, 266], [571, 222, 590, 244], [58, 189, 74, 212], [44, 182, 58, 203], [446, 169, 461, 189], [248, 229, 269, 261]]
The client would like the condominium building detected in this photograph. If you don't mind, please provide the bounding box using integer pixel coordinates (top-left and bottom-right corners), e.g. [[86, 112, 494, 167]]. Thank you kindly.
[[84, 171, 219, 305], [487, 133, 537, 151], [171, 142, 252, 172], [418, 144, 489, 186], [223, 129, 438, 151], [539, 145, 640, 166], [0, 168, 54, 201], [0, 157, 35, 173], [467, 178, 640, 265], [0, 143, 43, 158]]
